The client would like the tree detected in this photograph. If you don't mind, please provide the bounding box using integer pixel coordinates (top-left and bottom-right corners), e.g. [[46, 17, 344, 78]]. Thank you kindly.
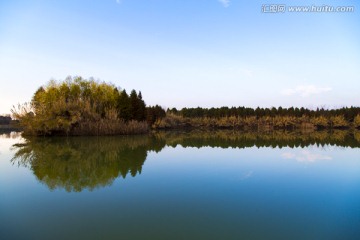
[[117, 90, 131, 121], [129, 90, 146, 121], [146, 105, 166, 126]]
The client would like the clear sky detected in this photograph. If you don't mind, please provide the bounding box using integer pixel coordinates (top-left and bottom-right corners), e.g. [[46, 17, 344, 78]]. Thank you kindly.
[[0, 0, 359, 114]]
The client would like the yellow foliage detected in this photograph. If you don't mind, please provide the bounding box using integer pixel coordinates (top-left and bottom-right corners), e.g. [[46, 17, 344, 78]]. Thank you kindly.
[[310, 116, 329, 127], [330, 115, 348, 128], [354, 115, 360, 128]]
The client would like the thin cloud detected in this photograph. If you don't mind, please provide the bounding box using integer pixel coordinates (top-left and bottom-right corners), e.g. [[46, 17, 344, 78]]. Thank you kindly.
[[282, 85, 332, 97], [218, 0, 230, 8], [116, 0, 121, 4]]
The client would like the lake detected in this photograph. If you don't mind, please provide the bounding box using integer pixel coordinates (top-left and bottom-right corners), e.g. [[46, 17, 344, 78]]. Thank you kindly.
[[1, 130, 360, 240]]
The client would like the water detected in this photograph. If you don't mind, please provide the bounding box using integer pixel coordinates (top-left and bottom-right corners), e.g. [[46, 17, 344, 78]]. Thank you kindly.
[[1, 131, 360, 240]]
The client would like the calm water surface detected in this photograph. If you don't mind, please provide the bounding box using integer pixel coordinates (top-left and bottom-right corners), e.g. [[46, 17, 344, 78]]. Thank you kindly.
[[1, 131, 360, 240]]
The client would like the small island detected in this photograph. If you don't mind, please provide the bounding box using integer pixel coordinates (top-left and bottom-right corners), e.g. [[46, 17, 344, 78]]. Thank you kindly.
[[11, 76, 165, 136]]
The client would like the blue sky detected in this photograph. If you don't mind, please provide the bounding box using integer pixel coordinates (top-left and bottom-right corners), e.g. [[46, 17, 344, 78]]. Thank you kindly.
[[0, 0, 359, 114]]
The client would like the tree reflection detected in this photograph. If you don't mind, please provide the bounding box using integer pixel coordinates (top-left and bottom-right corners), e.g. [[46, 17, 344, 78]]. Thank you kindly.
[[153, 130, 360, 149], [11, 136, 165, 192], [11, 130, 360, 192]]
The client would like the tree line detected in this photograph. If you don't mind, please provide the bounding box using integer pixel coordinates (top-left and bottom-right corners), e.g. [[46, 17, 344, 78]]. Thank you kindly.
[[168, 106, 360, 121], [0, 115, 11, 125], [11, 76, 360, 135]]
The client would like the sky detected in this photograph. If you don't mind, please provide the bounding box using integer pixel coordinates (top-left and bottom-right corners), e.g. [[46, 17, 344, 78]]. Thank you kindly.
[[0, 0, 359, 114]]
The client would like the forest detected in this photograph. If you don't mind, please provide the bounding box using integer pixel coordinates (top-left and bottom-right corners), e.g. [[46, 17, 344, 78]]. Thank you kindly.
[[11, 76, 360, 136]]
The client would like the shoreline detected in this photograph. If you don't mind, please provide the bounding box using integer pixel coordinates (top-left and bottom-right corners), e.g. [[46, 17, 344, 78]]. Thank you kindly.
[[4, 127, 359, 138]]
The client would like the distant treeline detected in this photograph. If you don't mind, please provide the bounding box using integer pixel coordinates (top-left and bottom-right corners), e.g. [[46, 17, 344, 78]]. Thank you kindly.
[[168, 106, 360, 120], [12, 76, 165, 136], [154, 106, 360, 130], [0, 115, 20, 131], [0, 115, 11, 125]]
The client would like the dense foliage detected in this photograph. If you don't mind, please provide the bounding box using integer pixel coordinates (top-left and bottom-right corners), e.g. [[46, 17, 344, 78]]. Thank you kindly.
[[12, 77, 165, 135]]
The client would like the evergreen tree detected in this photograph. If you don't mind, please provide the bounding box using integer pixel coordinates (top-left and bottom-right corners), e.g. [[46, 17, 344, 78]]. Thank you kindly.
[[129, 90, 146, 121], [117, 90, 131, 121]]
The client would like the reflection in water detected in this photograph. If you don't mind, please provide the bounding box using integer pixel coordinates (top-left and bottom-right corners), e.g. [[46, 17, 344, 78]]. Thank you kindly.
[[154, 129, 360, 149], [11, 130, 360, 191], [11, 136, 165, 192], [0, 131, 22, 139], [282, 151, 332, 163], [239, 170, 253, 180]]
